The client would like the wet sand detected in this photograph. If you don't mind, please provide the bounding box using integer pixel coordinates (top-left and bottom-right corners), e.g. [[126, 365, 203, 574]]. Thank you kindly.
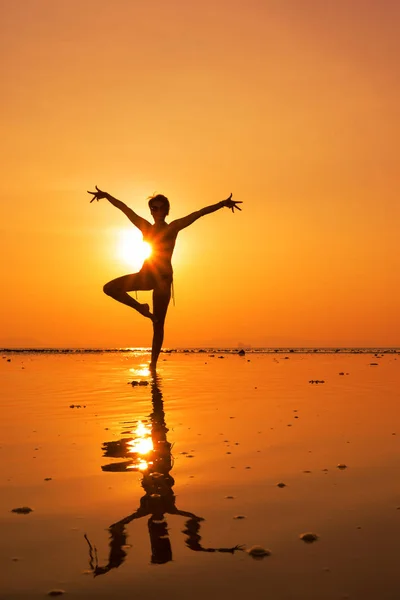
[[1, 350, 399, 599]]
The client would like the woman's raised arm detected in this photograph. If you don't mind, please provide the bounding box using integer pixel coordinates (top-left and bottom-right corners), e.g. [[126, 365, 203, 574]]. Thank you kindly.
[[88, 186, 151, 233], [170, 193, 242, 232]]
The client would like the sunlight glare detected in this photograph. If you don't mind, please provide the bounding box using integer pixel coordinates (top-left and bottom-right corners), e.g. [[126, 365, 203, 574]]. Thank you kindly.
[[126, 419, 154, 471], [129, 366, 151, 377], [117, 229, 152, 269]]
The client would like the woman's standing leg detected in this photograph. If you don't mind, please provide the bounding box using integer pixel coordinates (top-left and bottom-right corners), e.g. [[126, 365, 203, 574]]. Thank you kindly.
[[150, 283, 171, 369]]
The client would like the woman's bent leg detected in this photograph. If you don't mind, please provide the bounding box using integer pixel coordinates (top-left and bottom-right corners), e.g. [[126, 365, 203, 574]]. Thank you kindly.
[[150, 284, 171, 369], [103, 274, 154, 319]]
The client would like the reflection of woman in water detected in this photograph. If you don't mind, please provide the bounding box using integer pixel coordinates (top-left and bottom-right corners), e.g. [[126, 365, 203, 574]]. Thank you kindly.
[[85, 376, 242, 575], [87, 187, 242, 369]]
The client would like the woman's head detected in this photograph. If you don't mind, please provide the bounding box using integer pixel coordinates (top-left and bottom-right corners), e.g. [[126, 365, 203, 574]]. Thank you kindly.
[[148, 194, 170, 219]]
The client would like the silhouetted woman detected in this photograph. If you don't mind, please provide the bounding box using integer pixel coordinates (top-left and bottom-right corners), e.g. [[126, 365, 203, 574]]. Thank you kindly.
[[88, 187, 242, 369]]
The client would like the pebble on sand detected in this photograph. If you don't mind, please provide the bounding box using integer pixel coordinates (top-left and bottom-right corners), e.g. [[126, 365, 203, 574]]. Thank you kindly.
[[247, 545, 271, 559], [47, 590, 65, 596], [233, 515, 246, 519], [277, 482, 287, 488], [11, 507, 33, 514], [300, 532, 319, 543], [336, 463, 348, 470]]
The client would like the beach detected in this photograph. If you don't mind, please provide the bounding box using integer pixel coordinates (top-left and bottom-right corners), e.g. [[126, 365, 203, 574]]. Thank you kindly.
[[1, 349, 399, 600]]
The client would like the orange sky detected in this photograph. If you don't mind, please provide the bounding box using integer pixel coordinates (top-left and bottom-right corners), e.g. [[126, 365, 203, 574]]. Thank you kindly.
[[1, 0, 398, 348]]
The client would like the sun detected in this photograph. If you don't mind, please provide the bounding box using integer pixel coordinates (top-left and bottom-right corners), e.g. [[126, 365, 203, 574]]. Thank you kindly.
[[117, 229, 152, 270]]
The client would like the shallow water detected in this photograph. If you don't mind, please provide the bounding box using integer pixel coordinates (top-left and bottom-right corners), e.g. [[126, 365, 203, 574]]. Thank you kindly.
[[1, 352, 399, 599]]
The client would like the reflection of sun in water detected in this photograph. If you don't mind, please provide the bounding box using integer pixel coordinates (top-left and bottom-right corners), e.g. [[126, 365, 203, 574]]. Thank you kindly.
[[129, 365, 151, 377], [118, 229, 152, 270], [127, 420, 153, 471]]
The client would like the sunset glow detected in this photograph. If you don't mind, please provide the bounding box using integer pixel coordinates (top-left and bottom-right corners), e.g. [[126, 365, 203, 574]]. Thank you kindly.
[[117, 229, 152, 270], [1, 1, 398, 348], [127, 420, 154, 471]]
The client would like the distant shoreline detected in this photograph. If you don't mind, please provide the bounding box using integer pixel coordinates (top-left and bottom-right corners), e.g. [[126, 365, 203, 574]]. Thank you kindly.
[[1, 347, 398, 355]]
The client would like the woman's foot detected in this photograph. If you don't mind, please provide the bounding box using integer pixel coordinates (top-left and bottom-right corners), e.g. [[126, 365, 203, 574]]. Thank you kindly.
[[137, 303, 154, 321]]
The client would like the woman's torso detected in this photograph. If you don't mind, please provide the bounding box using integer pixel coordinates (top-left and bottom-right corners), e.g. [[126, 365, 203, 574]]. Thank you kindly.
[[141, 223, 178, 280]]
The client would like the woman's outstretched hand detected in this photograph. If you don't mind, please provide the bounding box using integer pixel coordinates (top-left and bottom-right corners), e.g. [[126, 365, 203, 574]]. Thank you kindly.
[[87, 186, 109, 203], [222, 193, 242, 213]]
